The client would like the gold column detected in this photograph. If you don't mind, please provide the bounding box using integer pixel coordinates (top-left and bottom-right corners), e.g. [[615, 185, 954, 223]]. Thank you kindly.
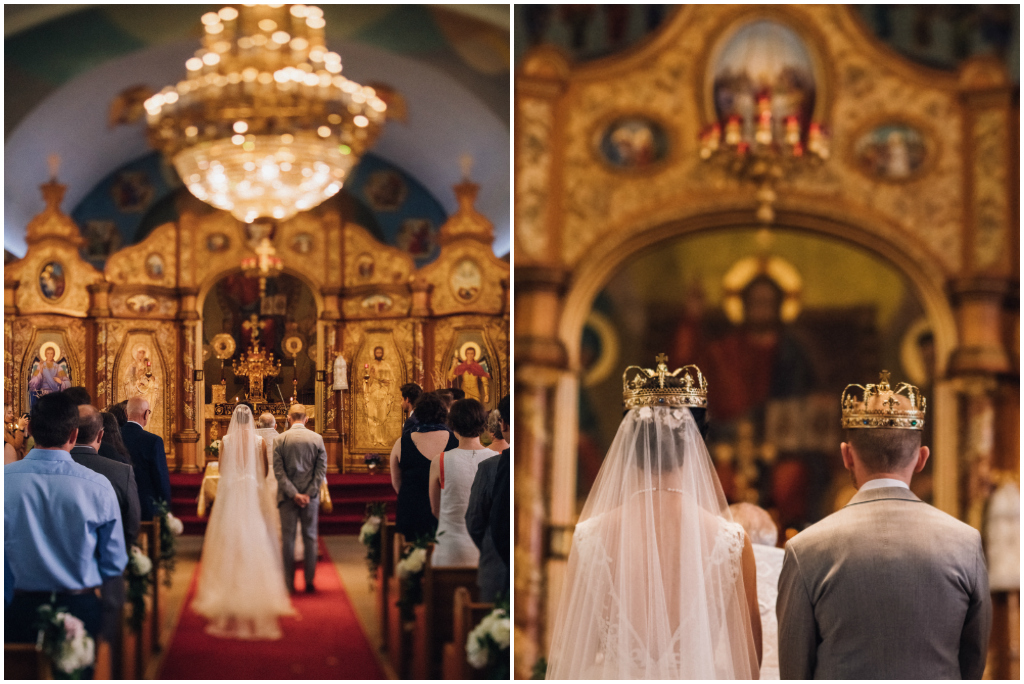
[[321, 297, 341, 474], [86, 283, 113, 410], [174, 288, 201, 474], [513, 266, 569, 679]]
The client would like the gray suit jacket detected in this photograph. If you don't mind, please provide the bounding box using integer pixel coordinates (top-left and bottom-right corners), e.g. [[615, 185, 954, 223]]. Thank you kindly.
[[777, 486, 991, 680], [70, 445, 142, 547], [273, 424, 327, 503], [465, 453, 507, 602]]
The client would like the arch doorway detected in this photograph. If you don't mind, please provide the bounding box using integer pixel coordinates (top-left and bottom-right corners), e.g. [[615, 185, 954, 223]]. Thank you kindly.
[[549, 211, 959, 541]]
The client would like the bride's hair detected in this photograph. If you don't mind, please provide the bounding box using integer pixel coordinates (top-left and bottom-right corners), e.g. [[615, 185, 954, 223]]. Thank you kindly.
[[631, 405, 711, 473], [234, 404, 252, 424]]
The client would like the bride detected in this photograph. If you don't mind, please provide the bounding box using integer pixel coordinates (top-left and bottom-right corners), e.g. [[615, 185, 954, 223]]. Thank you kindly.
[[546, 357, 762, 679], [192, 404, 295, 639]]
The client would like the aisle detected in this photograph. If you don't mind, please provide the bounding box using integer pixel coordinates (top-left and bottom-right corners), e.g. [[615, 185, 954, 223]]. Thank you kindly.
[[158, 539, 386, 680]]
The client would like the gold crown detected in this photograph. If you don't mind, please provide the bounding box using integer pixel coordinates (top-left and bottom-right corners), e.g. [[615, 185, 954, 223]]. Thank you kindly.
[[841, 370, 926, 430], [623, 354, 707, 409]]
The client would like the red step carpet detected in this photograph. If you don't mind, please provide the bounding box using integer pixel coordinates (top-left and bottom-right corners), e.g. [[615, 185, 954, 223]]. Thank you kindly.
[[159, 540, 385, 680]]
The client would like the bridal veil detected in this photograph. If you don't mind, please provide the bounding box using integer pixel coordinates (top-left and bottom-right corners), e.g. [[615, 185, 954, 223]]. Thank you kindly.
[[192, 405, 295, 639], [547, 361, 758, 679]]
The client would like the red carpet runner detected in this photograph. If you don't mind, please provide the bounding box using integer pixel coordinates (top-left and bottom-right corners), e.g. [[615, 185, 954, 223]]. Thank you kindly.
[[159, 540, 385, 680]]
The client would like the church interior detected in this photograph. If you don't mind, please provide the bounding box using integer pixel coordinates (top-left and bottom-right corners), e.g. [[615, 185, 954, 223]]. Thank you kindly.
[[513, 4, 1019, 679], [5, 4, 509, 679]]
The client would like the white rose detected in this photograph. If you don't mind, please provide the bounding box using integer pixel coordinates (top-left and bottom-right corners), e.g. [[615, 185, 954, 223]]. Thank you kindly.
[[638, 406, 653, 420], [366, 515, 382, 533], [57, 635, 94, 673], [166, 513, 184, 536], [466, 630, 489, 669], [488, 614, 510, 649], [396, 557, 412, 579], [130, 546, 153, 576], [60, 613, 85, 641]]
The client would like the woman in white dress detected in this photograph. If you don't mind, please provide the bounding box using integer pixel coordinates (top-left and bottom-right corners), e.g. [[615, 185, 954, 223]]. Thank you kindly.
[[546, 358, 761, 679], [428, 399, 498, 566], [192, 405, 295, 639]]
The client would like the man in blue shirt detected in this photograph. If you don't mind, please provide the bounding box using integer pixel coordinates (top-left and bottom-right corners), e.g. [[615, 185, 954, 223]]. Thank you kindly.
[[4, 392, 127, 650]]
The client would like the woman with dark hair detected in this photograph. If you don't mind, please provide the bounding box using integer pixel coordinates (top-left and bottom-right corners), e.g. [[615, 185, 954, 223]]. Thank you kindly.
[[428, 398, 498, 566], [99, 411, 133, 465], [106, 402, 128, 428], [390, 392, 458, 539]]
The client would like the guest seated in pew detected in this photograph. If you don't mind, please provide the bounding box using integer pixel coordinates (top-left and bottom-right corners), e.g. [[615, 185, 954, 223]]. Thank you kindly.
[[429, 399, 498, 566], [392, 392, 458, 540], [4, 392, 128, 677], [99, 411, 133, 465], [466, 396, 511, 601], [71, 405, 141, 670]]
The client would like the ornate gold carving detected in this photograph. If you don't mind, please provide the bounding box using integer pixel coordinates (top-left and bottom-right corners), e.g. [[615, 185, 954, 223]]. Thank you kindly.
[[418, 241, 508, 316], [971, 109, 1009, 271], [105, 222, 177, 288], [534, 4, 964, 274], [343, 224, 414, 288], [515, 96, 555, 260]]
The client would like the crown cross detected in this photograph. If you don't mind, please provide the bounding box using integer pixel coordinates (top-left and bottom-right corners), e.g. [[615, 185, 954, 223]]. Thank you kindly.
[[841, 370, 926, 431], [623, 355, 707, 410]]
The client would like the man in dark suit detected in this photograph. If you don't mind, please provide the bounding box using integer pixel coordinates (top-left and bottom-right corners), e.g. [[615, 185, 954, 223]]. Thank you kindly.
[[465, 395, 511, 602], [400, 383, 422, 433], [70, 405, 140, 675], [121, 396, 171, 520], [490, 396, 510, 571]]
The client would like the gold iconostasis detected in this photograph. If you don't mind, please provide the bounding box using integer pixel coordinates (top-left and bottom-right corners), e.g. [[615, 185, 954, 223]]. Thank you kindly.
[[513, 5, 1018, 678], [5, 177, 509, 475]]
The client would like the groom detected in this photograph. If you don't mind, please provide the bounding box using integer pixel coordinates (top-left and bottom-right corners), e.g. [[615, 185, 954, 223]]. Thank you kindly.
[[777, 373, 991, 679], [273, 404, 327, 593]]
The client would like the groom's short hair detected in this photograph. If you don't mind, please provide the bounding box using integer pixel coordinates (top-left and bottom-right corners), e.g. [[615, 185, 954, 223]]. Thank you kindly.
[[288, 404, 307, 421], [846, 428, 921, 472]]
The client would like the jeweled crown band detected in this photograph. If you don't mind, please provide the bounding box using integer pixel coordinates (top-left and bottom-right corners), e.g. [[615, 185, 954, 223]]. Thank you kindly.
[[623, 354, 707, 410], [841, 370, 926, 430]]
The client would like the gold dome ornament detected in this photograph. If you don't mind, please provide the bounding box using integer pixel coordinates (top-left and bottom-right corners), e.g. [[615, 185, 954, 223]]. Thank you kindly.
[[841, 370, 926, 431], [623, 354, 707, 410]]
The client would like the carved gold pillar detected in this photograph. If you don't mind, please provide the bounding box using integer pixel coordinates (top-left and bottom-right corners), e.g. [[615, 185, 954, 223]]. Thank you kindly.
[[4, 280, 19, 412], [513, 266, 568, 679], [174, 288, 201, 474], [320, 294, 341, 473], [86, 283, 113, 408], [410, 275, 430, 387]]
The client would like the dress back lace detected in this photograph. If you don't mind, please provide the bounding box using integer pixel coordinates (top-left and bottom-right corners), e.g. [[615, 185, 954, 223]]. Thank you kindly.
[[547, 407, 758, 679]]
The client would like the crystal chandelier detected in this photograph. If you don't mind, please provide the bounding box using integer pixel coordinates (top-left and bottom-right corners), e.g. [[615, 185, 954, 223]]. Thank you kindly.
[[699, 94, 829, 224], [145, 4, 388, 224]]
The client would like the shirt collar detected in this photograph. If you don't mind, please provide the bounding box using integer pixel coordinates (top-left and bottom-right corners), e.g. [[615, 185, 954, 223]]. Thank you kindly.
[[859, 477, 910, 492], [127, 420, 145, 429], [24, 448, 74, 461], [289, 422, 306, 430]]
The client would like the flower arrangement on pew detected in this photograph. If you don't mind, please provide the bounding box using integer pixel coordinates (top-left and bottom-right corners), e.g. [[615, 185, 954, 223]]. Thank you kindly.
[[154, 499, 184, 587], [395, 532, 439, 622], [125, 545, 154, 634], [35, 600, 95, 678], [206, 439, 221, 459], [466, 593, 511, 679], [358, 501, 388, 583]]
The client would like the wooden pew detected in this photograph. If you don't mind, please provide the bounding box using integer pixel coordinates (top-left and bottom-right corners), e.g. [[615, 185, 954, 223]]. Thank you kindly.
[[4, 644, 50, 679], [123, 517, 161, 678], [410, 546, 478, 680], [442, 587, 493, 680], [4, 641, 110, 680], [375, 520, 396, 650], [385, 533, 409, 676], [139, 517, 162, 654]]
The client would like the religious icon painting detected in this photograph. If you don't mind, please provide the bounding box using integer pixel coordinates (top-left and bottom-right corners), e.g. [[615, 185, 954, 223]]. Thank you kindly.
[[125, 294, 158, 314], [83, 220, 122, 261], [356, 253, 376, 281], [852, 123, 929, 182], [396, 218, 437, 260], [450, 258, 483, 302], [110, 170, 154, 213], [352, 334, 405, 452], [363, 169, 408, 211], [443, 331, 495, 412], [117, 334, 164, 441], [207, 233, 230, 252], [360, 294, 394, 314], [26, 340, 72, 410], [709, 19, 818, 141], [145, 253, 165, 279], [598, 117, 669, 170], [291, 233, 314, 254], [39, 262, 66, 300]]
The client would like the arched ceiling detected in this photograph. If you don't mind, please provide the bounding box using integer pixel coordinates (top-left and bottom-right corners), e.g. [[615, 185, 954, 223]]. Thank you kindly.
[[5, 4, 510, 257]]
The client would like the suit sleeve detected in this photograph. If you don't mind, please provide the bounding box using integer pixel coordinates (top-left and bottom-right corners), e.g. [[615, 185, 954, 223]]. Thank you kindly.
[[152, 436, 172, 509], [124, 465, 142, 545], [959, 533, 993, 679], [465, 461, 494, 550], [777, 543, 818, 680], [274, 436, 298, 499], [306, 436, 328, 498]]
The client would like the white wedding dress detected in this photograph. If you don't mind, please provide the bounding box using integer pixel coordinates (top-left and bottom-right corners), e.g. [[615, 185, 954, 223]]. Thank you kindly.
[[192, 405, 295, 639], [547, 406, 758, 679]]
